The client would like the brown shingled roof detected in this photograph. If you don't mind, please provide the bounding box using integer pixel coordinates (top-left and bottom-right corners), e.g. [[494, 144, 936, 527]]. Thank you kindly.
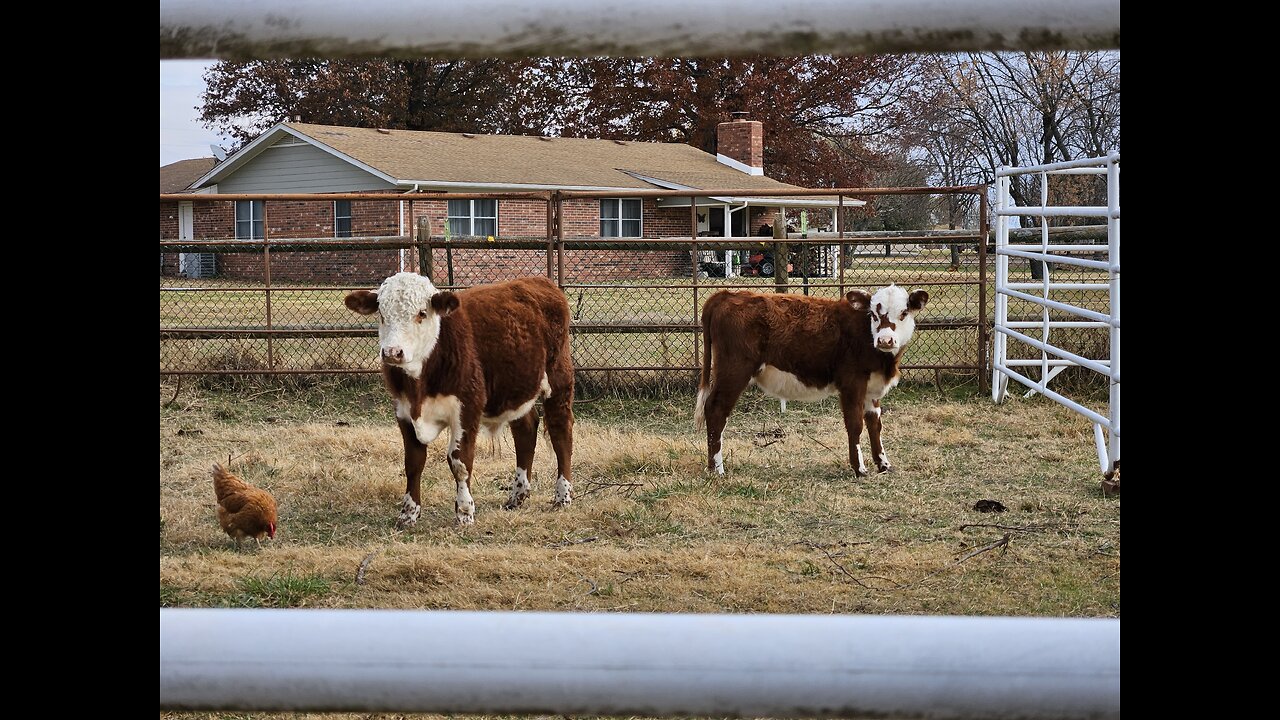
[[286, 123, 809, 191], [160, 158, 218, 194]]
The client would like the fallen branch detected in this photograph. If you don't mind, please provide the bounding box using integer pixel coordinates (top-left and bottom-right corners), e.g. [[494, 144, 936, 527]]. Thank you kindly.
[[959, 523, 1048, 533], [897, 534, 1013, 591], [792, 540, 872, 550], [546, 536, 599, 548], [355, 550, 380, 586], [580, 479, 644, 497], [955, 533, 1012, 564], [245, 386, 284, 401], [803, 433, 834, 451], [753, 438, 781, 449], [806, 542, 900, 590], [578, 575, 599, 595]]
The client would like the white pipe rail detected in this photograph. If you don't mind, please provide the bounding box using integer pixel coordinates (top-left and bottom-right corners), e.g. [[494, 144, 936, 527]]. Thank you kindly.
[[1046, 168, 1110, 175], [1007, 321, 1110, 329], [1006, 358, 1109, 367], [160, 609, 1120, 719], [995, 206, 1119, 218], [995, 153, 1122, 175], [997, 287, 1117, 326], [1006, 282, 1109, 291], [998, 249, 1116, 272], [159, 0, 1122, 58], [1005, 244, 1111, 252]]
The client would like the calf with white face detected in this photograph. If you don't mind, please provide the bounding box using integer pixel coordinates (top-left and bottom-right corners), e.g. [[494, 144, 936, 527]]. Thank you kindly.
[[859, 284, 929, 474], [346, 273, 576, 527], [695, 283, 928, 477]]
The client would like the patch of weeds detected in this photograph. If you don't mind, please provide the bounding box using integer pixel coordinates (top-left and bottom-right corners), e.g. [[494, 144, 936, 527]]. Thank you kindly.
[[228, 573, 333, 608], [718, 482, 764, 499], [617, 506, 685, 538], [635, 477, 710, 508]]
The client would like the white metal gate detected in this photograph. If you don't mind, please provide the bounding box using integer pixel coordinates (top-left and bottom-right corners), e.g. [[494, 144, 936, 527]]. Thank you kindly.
[[991, 153, 1119, 475]]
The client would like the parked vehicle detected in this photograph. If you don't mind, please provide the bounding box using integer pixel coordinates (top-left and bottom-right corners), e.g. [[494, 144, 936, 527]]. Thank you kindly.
[[740, 249, 792, 277]]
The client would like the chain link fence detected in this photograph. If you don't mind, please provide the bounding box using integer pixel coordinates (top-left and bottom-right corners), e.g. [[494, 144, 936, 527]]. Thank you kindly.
[[161, 188, 995, 393]]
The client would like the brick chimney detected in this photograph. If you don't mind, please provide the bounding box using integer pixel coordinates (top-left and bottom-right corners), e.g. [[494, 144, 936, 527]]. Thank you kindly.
[[716, 119, 764, 176]]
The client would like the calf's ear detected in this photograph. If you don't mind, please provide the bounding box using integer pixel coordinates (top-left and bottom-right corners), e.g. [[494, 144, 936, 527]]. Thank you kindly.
[[344, 290, 379, 315], [845, 290, 872, 311], [431, 291, 460, 317], [908, 289, 929, 311]]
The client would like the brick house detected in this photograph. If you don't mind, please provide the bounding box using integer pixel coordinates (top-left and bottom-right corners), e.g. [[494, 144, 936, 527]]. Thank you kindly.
[[160, 120, 860, 283], [160, 158, 218, 277]]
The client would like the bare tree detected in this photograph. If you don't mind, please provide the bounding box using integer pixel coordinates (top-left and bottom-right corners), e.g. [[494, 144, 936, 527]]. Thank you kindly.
[[912, 52, 1120, 275]]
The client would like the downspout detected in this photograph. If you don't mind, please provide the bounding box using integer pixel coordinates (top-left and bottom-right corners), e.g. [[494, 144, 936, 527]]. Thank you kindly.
[[726, 200, 751, 277]]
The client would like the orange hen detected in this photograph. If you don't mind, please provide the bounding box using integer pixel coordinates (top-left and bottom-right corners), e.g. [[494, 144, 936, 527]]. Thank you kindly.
[[212, 463, 278, 548]]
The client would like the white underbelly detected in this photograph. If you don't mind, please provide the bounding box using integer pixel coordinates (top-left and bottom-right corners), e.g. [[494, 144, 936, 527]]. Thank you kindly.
[[397, 395, 462, 445], [751, 364, 837, 402], [480, 373, 552, 434]]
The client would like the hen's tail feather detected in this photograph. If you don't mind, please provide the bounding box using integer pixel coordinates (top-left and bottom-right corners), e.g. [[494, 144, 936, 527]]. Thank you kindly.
[[212, 462, 247, 502]]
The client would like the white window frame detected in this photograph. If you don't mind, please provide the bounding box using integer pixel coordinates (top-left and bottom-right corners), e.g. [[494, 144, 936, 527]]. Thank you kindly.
[[334, 200, 353, 238], [447, 199, 499, 237], [599, 198, 643, 238], [235, 200, 264, 240]]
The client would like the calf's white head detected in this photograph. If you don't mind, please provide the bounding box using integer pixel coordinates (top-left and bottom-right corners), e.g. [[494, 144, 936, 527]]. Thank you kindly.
[[847, 284, 929, 354], [344, 272, 459, 372]]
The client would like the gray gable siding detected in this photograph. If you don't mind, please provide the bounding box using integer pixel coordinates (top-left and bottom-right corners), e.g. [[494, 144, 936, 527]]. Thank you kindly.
[[217, 143, 396, 193]]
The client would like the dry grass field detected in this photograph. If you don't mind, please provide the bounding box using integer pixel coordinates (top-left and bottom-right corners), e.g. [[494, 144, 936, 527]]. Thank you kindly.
[[161, 374, 1118, 720]]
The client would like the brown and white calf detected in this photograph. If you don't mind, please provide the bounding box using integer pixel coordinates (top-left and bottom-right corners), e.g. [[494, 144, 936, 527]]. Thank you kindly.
[[694, 284, 928, 476], [345, 273, 575, 526]]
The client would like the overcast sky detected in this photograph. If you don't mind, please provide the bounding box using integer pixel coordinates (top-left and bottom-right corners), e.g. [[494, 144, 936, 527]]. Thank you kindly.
[[159, 60, 228, 167]]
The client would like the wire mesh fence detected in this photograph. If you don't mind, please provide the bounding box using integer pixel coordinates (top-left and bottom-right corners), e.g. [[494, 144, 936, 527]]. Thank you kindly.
[[161, 188, 1004, 393]]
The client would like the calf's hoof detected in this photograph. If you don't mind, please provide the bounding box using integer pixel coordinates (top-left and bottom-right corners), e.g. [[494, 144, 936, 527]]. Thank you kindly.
[[503, 491, 529, 510], [397, 494, 421, 528]]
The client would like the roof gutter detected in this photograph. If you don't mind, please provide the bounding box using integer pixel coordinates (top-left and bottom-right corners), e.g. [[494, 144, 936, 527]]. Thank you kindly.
[[395, 179, 649, 193], [657, 195, 866, 208]]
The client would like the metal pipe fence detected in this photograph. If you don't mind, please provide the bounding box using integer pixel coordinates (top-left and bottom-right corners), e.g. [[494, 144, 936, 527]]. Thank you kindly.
[[161, 186, 991, 390], [159, 0, 1122, 58], [991, 154, 1119, 474], [160, 608, 1121, 719]]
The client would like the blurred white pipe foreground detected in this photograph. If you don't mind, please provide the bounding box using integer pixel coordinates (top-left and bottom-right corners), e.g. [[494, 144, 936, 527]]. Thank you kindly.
[[160, 609, 1120, 719], [159, 0, 1122, 58]]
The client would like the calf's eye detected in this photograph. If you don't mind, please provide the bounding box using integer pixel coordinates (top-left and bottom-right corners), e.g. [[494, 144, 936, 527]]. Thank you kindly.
[[417, 310, 429, 321], [899, 311, 908, 320]]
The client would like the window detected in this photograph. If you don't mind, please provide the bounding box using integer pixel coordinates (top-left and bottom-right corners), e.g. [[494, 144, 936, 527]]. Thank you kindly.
[[600, 199, 642, 237], [447, 199, 498, 237], [334, 200, 353, 238], [235, 200, 264, 239]]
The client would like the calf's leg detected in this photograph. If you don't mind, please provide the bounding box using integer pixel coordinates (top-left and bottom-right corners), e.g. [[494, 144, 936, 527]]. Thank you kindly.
[[447, 419, 479, 526], [396, 419, 428, 527], [544, 390, 575, 507], [505, 410, 539, 510], [704, 365, 754, 474], [840, 387, 869, 478], [864, 398, 892, 473]]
